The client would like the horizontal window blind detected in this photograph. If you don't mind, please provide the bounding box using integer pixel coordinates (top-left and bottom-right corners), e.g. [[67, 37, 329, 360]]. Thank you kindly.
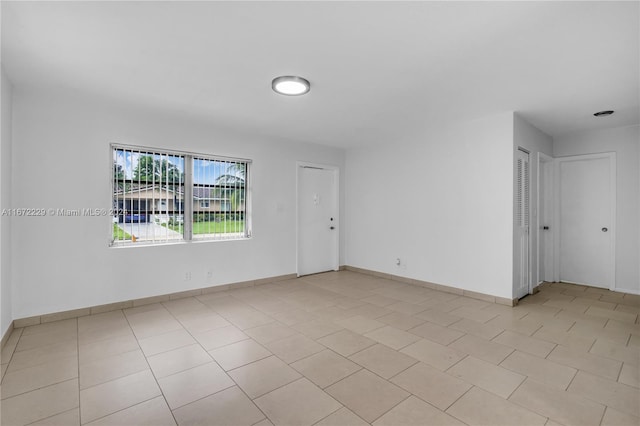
[[111, 145, 250, 246]]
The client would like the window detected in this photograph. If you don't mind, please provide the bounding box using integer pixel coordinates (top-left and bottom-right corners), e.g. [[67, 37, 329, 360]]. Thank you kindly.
[[112, 145, 250, 246]]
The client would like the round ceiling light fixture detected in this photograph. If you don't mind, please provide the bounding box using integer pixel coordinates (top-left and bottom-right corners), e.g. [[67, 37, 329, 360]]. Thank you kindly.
[[594, 110, 614, 117], [272, 76, 310, 96]]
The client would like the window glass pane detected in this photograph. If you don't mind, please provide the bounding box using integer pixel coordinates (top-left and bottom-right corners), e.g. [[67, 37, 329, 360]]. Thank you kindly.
[[192, 157, 247, 240], [112, 148, 185, 245]]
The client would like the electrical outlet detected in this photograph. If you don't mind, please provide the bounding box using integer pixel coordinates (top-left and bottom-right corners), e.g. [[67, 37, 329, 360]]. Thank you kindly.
[[396, 258, 401, 266], [206, 270, 213, 280], [184, 272, 192, 281]]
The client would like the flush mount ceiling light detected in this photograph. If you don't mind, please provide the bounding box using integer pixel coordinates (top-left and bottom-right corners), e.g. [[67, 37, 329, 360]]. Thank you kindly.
[[272, 76, 310, 96], [594, 110, 614, 117]]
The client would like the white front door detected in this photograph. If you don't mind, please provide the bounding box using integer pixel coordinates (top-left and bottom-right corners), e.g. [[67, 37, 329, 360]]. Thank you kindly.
[[297, 165, 338, 276], [514, 149, 530, 299], [557, 153, 615, 289]]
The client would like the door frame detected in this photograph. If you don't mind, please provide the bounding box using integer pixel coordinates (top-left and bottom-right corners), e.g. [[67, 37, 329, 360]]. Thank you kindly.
[[537, 152, 554, 284], [296, 161, 340, 277], [553, 152, 616, 290]]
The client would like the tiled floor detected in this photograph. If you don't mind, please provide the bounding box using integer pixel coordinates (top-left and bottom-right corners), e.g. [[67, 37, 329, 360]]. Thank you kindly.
[[1, 271, 639, 426]]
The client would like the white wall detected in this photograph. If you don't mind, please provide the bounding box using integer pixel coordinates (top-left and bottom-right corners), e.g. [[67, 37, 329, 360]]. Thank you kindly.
[[10, 88, 346, 319], [553, 125, 639, 294], [1, 67, 13, 335], [513, 114, 553, 290], [345, 112, 515, 299]]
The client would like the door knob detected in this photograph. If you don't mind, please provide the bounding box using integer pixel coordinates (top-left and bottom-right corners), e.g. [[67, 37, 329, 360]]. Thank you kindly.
[[602, 227, 608, 232], [330, 226, 335, 230]]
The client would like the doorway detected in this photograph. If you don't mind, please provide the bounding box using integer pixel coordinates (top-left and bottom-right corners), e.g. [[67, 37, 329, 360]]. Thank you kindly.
[[297, 163, 339, 276], [555, 153, 616, 289]]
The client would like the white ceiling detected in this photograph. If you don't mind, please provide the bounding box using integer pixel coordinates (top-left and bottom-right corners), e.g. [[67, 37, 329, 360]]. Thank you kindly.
[[2, 1, 638, 148]]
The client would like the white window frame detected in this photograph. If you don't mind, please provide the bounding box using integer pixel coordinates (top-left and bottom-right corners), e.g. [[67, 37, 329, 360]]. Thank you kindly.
[[111, 143, 252, 247]]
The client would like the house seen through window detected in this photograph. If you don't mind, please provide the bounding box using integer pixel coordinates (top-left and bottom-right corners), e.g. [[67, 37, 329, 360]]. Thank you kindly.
[[112, 145, 250, 246]]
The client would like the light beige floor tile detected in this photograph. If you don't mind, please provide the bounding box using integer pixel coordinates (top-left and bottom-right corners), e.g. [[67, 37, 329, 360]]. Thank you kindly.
[[137, 329, 196, 357], [317, 330, 376, 357], [500, 350, 577, 390], [485, 314, 543, 336], [209, 339, 272, 371], [264, 333, 325, 364], [585, 306, 637, 323], [547, 345, 622, 380], [374, 395, 464, 425], [589, 339, 640, 366], [601, 407, 640, 426], [272, 309, 319, 326], [223, 309, 275, 330], [400, 339, 465, 371], [408, 322, 464, 345], [157, 362, 234, 409], [360, 295, 399, 307], [244, 323, 298, 344], [80, 349, 148, 389], [228, 355, 301, 398], [492, 330, 557, 358], [193, 325, 248, 351], [21, 319, 77, 337], [567, 371, 640, 417], [390, 362, 471, 410], [448, 333, 514, 365], [509, 378, 605, 426], [315, 407, 369, 426], [414, 309, 462, 327], [78, 333, 139, 366], [325, 369, 409, 423], [377, 312, 425, 331], [128, 317, 184, 340], [255, 378, 342, 426], [78, 323, 134, 346], [1, 379, 78, 426], [449, 318, 504, 340], [2, 355, 78, 398], [7, 340, 78, 372], [364, 325, 421, 350], [336, 315, 385, 334], [618, 363, 639, 388], [348, 344, 417, 379], [147, 344, 212, 378], [30, 408, 80, 426], [448, 306, 498, 323], [15, 327, 77, 353], [290, 350, 362, 389], [447, 386, 546, 426], [253, 419, 275, 426], [345, 304, 393, 319], [532, 326, 596, 352], [385, 301, 428, 316], [87, 396, 176, 426], [447, 356, 525, 398], [173, 386, 265, 426], [292, 320, 344, 340], [0, 328, 22, 364], [80, 370, 161, 423], [162, 297, 208, 316]]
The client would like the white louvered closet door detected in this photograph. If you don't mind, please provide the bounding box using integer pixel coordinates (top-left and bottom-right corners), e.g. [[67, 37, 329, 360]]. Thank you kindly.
[[514, 149, 530, 299]]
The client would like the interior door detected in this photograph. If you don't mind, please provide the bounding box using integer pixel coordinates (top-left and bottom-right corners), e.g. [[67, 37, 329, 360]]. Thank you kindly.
[[558, 154, 615, 289], [297, 165, 338, 276], [538, 154, 554, 283], [514, 149, 530, 299]]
